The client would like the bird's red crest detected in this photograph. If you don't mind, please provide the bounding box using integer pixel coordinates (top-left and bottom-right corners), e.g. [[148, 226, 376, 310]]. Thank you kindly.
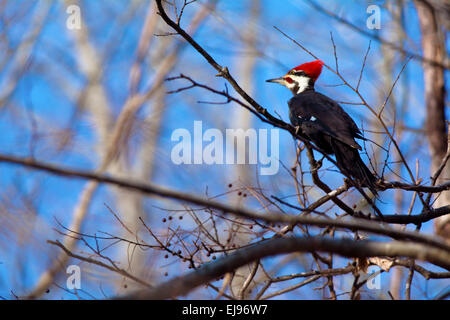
[[292, 60, 324, 80]]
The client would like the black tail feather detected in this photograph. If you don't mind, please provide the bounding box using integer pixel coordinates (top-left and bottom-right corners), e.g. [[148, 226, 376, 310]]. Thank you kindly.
[[331, 139, 378, 196]]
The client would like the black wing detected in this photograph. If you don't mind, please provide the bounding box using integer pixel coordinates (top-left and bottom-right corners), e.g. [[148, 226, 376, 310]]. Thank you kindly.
[[288, 91, 363, 150]]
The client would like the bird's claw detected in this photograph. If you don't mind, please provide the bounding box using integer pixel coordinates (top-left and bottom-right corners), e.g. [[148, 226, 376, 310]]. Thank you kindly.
[[311, 155, 324, 171], [316, 159, 323, 169], [312, 161, 322, 171]]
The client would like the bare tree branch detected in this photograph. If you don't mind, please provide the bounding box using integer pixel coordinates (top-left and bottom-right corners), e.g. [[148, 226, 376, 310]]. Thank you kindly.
[[0, 154, 449, 251], [115, 236, 450, 299]]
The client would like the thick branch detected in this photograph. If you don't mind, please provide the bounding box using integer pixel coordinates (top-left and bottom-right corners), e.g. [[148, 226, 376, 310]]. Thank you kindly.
[[377, 205, 450, 225], [379, 180, 450, 193], [116, 236, 450, 299]]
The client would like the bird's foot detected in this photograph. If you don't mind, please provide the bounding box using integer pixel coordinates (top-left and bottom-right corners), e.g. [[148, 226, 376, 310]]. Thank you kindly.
[[317, 155, 325, 167], [294, 126, 301, 136], [311, 160, 322, 171], [311, 156, 324, 171]]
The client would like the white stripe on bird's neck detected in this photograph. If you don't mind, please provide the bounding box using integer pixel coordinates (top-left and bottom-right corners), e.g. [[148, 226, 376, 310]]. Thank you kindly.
[[286, 75, 311, 94]]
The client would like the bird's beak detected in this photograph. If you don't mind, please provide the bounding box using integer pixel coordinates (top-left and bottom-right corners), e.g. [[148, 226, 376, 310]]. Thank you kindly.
[[266, 77, 285, 84]]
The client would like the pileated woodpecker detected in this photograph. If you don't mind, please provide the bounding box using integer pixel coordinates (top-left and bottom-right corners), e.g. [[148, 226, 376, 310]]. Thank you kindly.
[[267, 60, 378, 195]]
